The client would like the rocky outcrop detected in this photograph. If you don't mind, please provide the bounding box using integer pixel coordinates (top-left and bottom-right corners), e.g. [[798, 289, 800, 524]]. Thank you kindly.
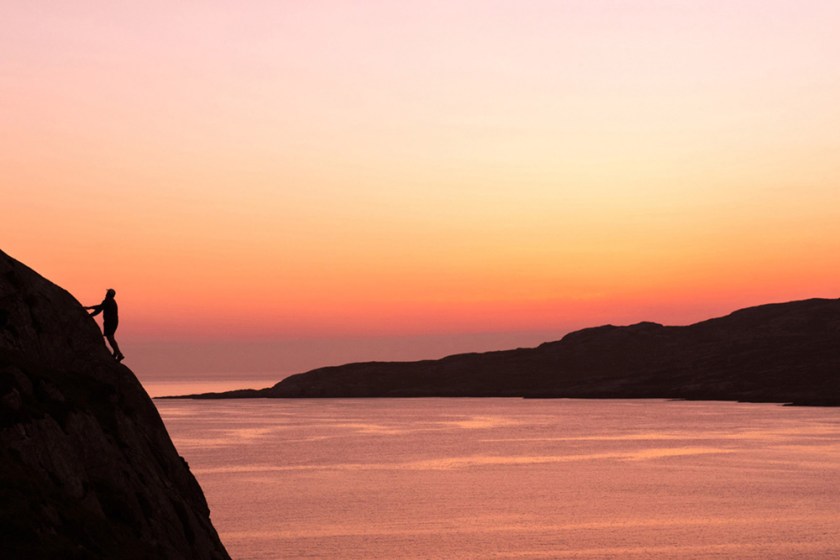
[[181, 299, 840, 406], [0, 250, 230, 559]]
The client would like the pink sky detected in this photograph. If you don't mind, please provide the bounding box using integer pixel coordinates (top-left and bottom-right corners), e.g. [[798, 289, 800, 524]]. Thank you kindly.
[[3, 1, 840, 379]]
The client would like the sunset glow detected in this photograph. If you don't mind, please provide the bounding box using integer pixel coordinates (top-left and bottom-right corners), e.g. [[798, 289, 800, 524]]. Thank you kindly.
[[3, 1, 840, 375]]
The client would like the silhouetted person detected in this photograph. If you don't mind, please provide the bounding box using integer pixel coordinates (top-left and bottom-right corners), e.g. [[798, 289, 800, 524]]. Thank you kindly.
[[86, 288, 124, 362]]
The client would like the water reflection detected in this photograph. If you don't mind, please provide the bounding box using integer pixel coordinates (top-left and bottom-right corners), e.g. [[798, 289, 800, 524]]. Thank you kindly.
[[156, 399, 840, 560]]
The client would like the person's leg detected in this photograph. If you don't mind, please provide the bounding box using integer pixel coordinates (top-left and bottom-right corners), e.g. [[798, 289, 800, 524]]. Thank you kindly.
[[106, 334, 124, 360]]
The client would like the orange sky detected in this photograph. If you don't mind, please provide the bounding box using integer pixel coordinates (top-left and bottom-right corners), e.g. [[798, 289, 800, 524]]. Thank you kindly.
[[3, 1, 840, 377]]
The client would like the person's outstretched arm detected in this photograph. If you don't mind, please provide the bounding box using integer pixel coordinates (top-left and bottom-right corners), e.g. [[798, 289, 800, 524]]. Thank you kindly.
[[86, 304, 103, 316]]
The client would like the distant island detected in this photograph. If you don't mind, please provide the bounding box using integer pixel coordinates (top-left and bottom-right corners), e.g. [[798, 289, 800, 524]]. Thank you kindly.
[[170, 298, 840, 406]]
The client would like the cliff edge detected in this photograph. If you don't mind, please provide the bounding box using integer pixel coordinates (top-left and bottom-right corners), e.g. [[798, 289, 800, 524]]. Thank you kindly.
[[0, 250, 230, 559]]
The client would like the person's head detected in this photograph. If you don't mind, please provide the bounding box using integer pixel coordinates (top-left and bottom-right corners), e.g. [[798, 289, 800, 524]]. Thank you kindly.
[[106, 288, 116, 299]]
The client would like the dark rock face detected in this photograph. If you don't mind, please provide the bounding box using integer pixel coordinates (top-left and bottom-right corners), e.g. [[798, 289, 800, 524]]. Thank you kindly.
[[186, 299, 840, 406], [0, 250, 230, 559]]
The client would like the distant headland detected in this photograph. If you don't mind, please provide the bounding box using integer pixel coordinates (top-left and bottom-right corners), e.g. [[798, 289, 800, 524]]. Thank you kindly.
[[169, 298, 840, 406]]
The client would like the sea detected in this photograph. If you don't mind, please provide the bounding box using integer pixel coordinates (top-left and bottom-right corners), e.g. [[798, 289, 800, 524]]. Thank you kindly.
[[145, 380, 840, 560]]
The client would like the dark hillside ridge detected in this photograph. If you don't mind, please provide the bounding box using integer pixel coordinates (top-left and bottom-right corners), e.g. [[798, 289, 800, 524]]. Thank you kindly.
[[178, 299, 840, 406], [0, 250, 230, 559]]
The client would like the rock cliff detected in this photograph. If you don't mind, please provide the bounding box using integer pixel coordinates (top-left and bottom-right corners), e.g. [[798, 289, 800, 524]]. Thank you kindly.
[[183, 299, 840, 406], [0, 250, 230, 559]]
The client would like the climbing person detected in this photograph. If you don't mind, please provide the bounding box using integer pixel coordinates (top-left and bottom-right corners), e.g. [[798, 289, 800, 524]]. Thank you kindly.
[[86, 288, 124, 362]]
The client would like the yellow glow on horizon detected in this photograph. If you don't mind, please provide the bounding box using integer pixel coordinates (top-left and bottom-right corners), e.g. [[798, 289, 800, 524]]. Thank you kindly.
[[3, 1, 840, 343]]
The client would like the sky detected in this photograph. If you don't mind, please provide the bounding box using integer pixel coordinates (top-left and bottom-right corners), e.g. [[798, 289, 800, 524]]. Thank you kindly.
[[3, 1, 840, 379]]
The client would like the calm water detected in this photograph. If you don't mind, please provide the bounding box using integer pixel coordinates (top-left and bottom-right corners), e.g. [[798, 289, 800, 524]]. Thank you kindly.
[[154, 398, 840, 559]]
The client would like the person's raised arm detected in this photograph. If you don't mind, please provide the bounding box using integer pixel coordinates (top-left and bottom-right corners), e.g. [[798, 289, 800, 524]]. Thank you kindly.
[[87, 304, 103, 316]]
